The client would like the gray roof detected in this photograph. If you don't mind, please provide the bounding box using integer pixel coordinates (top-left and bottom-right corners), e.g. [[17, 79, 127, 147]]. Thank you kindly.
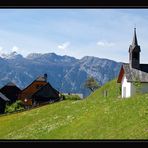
[[6, 82, 16, 86], [129, 28, 141, 53], [132, 28, 138, 47], [0, 92, 10, 101], [123, 63, 148, 82], [36, 76, 46, 82]]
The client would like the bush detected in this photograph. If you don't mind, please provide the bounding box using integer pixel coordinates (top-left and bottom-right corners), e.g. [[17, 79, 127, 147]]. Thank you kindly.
[[63, 94, 81, 100], [5, 100, 25, 113]]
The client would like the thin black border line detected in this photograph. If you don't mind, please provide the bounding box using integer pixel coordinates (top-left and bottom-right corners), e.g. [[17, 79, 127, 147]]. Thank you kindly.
[[0, 0, 148, 7], [0, 4, 148, 143], [0, 139, 148, 141], [0, 6, 148, 8]]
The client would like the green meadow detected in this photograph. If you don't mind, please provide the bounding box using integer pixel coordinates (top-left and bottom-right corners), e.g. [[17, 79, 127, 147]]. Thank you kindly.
[[0, 79, 148, 139]]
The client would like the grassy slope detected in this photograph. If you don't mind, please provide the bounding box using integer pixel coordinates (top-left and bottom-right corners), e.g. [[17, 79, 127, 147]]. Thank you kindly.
[[1, 79, 148, 139]]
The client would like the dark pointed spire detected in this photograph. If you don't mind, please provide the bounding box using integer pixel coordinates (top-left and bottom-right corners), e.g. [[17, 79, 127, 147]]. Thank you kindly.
[[129, 28, 141, 69], [132, 28, 138, 47]]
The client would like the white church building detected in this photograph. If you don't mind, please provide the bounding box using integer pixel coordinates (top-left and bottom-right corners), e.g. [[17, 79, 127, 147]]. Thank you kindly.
[[117, 28, 148, 98]]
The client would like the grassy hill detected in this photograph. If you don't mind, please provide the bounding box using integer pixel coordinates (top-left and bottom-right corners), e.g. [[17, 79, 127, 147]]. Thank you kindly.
[[1, 79, 148, 139]]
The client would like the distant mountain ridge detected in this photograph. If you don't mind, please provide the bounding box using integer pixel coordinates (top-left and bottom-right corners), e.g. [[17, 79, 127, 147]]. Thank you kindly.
[[0, 52, 122, 96]]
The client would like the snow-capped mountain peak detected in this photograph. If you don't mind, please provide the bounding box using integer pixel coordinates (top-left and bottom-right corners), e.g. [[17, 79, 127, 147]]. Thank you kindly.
[[0, 51, 23, 59]]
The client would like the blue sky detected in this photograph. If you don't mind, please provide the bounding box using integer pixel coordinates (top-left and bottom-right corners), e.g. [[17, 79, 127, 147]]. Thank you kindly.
[[0, 9, 148, 63]]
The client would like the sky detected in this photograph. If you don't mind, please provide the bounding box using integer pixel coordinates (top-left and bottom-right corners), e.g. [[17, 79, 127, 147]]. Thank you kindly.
[[0, 9, 148, 63]]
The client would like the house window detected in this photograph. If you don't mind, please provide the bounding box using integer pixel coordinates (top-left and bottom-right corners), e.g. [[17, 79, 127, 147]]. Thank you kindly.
[[123, 87, 126, 98]]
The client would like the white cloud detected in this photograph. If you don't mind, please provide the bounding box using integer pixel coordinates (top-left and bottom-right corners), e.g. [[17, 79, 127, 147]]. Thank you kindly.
[[0, 46, 3, 53], [11, 46, 19, 52], [97, 40, 115, 47], [58, 42, 70, 50], [0, 46, 8, 55]]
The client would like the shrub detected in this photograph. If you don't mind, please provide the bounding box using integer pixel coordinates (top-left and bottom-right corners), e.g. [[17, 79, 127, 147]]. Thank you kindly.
[[5, 100, 25, 113], [63, 94, 81, 100]]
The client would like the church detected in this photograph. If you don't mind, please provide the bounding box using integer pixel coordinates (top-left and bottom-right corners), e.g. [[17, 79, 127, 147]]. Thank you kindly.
[[117, 28, 148, 98]]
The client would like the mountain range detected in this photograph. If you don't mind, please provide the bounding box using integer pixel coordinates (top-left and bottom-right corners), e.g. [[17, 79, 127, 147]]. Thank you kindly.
[[0, 52, 122, 97]]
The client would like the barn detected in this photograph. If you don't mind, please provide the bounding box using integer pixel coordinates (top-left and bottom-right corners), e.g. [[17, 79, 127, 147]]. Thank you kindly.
[[0, 82, 21, 104], [0, 92, 10, 114], [117, 28, 148, 98]]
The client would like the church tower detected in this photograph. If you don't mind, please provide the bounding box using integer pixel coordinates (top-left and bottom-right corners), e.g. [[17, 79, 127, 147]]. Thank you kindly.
[[129, 28, 141, 69]]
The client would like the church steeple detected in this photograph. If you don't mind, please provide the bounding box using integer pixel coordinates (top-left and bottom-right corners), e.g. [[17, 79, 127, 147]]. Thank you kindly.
[[129, 28, 141, 69], [132, 28, 138, 47]]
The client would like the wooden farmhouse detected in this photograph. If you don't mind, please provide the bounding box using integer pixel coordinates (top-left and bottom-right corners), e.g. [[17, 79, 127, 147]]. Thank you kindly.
[[19, 74, 60, 107], [18, 75, 47, 106], [0, 82, 21, 104], [0, 92, 10, 114], [117, 28, 148, 98], [31, 82, 60, 106]]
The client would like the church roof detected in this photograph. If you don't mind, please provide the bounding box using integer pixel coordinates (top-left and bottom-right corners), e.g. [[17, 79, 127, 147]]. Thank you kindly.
[[129, 28, 141, 53], [132, 28, 138, 47], [122, 63, 148, 82]]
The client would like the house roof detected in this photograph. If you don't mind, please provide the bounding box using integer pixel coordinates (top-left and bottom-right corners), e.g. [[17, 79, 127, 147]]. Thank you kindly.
[[1, 83, 21, 91], [0, 92, 10, 101], [36, 76, 46, 82], [0, 82, 21, 97], [120, 63, 148, 83], [32, 82, 59, 98], [21, 75, 47, 92], [1, 82, 21, 90], [6, 82, 16, 86]]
